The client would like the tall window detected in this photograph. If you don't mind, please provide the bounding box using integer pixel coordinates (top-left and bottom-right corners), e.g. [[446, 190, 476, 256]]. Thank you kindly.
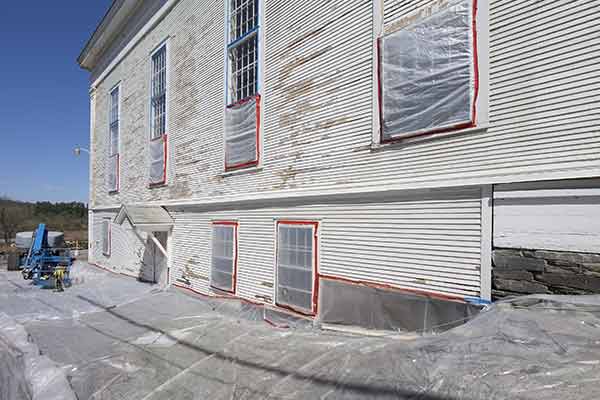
[[379, 0, 477, 141], [211, 222, 238, 293], [102, 219, 111, 256], [150, 44, 168, 185], [225, 0, 260, 170], [276, 222, 318, 314], [108, 85, 120, 192]]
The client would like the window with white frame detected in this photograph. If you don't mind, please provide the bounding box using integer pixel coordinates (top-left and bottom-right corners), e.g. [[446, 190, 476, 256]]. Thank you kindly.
[[224, 0, 260, 170], [102, 219, 111, 256], [150, 44, 168, 185], [211, 222, 237, 293], [108, 85, 120, 192], [379, 0, 477, 141], [276, 222, 318, 314]]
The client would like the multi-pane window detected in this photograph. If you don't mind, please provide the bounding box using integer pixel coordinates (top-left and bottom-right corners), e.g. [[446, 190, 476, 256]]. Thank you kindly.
[[149, 44, 168, 185], [224, 0, 261, 171], [228, 0, 258, 103], [151, 45, 167, 139], [102, 219, 111, 256], [108, 86, 120, 192], [380, 0, 476, 140], [211, 222, 237, 293], [276, 222, 318, 314]]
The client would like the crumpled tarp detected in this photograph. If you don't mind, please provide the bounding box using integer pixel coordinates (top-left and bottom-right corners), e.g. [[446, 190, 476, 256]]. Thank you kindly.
[[0, 313, 77, 400], [224, 96, 258, 168]]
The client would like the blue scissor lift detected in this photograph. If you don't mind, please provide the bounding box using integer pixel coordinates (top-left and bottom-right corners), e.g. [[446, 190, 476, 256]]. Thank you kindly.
[[21, 224, 73, 289]]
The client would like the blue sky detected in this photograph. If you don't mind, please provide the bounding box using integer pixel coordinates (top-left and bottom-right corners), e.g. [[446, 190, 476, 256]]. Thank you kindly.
[[0, 1, 112, 203]]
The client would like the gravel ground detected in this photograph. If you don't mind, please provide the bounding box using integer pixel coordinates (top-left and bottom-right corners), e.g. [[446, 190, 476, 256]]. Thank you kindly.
[[2, 262, 600, 400]]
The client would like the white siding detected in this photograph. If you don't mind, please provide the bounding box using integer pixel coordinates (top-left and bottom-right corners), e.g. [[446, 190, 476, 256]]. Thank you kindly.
[[91, 211, 150, 278], [89, 0, 600, 210], [494, 179, 600, 253], [170, 187, 483, 302]]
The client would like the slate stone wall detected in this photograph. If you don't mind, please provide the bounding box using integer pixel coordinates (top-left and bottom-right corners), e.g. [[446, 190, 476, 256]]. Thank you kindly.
[[492, 248, 600, 300]]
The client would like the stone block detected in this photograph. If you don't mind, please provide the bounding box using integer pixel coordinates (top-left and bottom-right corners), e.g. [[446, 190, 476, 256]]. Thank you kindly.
[[492, 249, 523, 258], [536, 273, 600, 293], [533, 251, 600, 265], [492, 289, 523, 300], [492, 252, 546, 272], [582, 263, 600, 274], [492, 270, 534, 281], [493, 279, 550, 294]]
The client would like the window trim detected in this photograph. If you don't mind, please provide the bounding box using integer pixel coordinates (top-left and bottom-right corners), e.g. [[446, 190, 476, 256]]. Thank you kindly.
[[102, 218, 111, 257], [210, 221, 239, 294], [376, 0, 480, 144], [149, 40, 169, 187], [108, 83, 121, 193], [274, 220, 320, 316]]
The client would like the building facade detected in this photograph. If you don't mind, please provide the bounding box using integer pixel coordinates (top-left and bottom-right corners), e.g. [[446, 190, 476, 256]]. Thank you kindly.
[[79, 0, 600, 327]]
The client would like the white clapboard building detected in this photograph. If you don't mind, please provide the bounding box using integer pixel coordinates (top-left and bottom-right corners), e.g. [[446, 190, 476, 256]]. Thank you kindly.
[[79, 0, 600, 329]]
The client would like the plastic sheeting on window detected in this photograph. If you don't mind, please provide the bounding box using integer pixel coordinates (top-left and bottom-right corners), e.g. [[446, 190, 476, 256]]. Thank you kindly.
[[107, 154, 118, 192], [277, 225, 315, 313], [102, 220, 110, 256], [211, 225, 236, 292], [149, 135, 167, 185], [224, 96, 259, 169], [381, 0, 475, 140]]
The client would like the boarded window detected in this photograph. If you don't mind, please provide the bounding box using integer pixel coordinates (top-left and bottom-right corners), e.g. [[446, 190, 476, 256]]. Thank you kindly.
[[211, 223, 237, 293], [102, 219, 111, 256], [108, 86, 120, 192], [150, 44, 167, 185], [225, 0, 260, 170], [380, 0, 476, 140], [276, 223, 317, 314]]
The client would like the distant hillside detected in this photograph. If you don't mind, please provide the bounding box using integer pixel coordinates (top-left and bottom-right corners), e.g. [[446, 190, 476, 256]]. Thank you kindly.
[[0, 197, 88, 243]]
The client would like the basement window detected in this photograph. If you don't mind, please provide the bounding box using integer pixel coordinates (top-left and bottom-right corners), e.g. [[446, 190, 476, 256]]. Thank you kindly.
[[210, 222, 238, 293], [225, 0, 260, 171], [150, 43, 168, 185], [276, 222, 318, 315], [379, 0, 478, 141], [102, 219, 111, 256], [108, 85, 120, 193]]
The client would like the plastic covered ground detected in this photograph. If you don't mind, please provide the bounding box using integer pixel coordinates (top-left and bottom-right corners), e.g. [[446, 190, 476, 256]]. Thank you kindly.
[[1, 262, 600, 399]]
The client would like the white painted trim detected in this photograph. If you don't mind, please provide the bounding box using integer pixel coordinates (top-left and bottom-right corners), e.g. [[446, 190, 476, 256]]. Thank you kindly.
[[372, 0, 383, 146], [91, 0, 182, 90], [90, 167, 600, 211], [480, 185, 493, 301]]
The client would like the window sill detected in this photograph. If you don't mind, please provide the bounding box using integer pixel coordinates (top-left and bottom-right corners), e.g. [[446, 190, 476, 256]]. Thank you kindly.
[[220, 166, 263, 178], [371, 124, 489, 152]]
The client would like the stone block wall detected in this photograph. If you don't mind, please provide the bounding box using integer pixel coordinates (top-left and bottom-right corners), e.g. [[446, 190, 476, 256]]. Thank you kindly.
[[492, 249, 600, 300]]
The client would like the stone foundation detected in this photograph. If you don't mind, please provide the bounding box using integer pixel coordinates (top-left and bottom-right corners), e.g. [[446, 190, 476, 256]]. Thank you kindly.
[[492, 248, 600, 300]]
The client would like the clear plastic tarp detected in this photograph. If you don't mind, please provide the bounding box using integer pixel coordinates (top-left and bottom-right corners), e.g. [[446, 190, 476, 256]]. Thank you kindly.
[[224, 96, 258, 168], [149, 136, 166, 185], [107, 154, 118, 192], [211, 225, 235, 292], [277, 225, 314, 313], [381, 0, 475, 139]]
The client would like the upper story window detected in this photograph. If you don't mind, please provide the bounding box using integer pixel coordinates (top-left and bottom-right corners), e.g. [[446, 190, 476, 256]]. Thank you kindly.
[[379, 0, 478, 142], [149, 43, 168, 186], [225, 0, 261, 171], [108, 85, 120, 193]]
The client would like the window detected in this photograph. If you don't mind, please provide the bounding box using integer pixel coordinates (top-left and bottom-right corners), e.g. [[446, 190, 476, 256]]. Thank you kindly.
[[150, 44, 168, 185], [108, 85, 120, 192], [210, 222, 238, 293], [225, 0, 260, 170], [276, 221, 318, 314], [379, 0, 478, 141], [102, 219, 111, 256]]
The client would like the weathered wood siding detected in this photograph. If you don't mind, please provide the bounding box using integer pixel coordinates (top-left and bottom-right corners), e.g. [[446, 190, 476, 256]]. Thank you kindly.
[[89, 0, 600, 208]]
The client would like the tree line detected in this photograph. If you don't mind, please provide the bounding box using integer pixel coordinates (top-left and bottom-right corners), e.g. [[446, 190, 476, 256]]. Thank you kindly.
[[0, 197, 88, 243]]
